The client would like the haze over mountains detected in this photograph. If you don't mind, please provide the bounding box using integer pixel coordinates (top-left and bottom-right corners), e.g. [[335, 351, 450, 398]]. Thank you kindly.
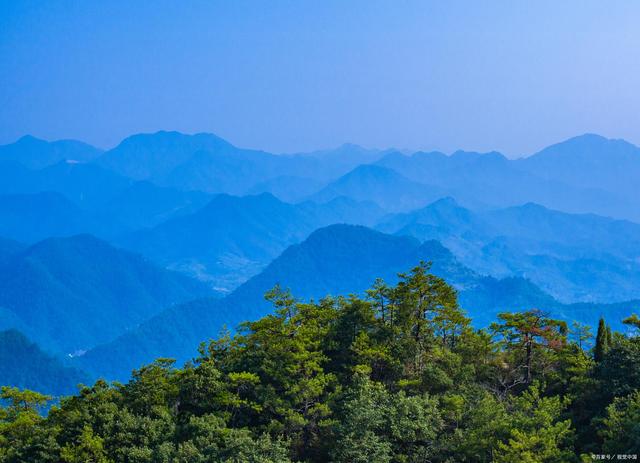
[[1, 130, 639, 391]]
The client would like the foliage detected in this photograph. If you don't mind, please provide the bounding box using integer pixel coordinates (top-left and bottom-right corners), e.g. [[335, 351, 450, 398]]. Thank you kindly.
[[1, 264, 638, 461]]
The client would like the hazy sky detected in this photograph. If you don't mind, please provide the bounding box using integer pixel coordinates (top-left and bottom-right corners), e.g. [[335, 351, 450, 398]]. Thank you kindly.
[[1, 1, 639, 156]]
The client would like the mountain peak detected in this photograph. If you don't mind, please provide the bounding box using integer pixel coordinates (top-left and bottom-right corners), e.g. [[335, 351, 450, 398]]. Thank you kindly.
[[114, 130, 233, 150], [16, 134, 45, 144], [344, 164, 405, 180], [529, 133, 640, 160], [427, 196, 460, 209]]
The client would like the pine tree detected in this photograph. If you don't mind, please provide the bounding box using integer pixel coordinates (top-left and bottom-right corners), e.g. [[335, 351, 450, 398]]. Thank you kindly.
[[594, 318, 609, 363]]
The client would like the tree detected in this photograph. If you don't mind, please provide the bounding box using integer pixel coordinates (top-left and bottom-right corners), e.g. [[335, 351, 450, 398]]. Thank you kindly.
[[491, 310, 567, 392], [60, 425, 110, 463], [494, 385, 575, 463], [0, 387, 57, 463], [594, 318, 610, 363], [599, 390, 640, 455], [331, 373, 442, 463], [391, 262, 462, 376], [1, 264, 638, 461], [569, 321, 592, 351], [622, 313, 640, 334]]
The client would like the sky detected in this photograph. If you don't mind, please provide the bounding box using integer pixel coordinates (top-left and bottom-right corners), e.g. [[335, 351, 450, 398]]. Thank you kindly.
[[1, 0, 639, 157]]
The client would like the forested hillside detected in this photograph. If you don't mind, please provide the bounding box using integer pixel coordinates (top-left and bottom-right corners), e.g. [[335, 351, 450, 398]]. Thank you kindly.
[[0, 234, 216, 354], [1, 132, 640, 394], [0, 330, 89, 396], [2, 264, 638, 461]]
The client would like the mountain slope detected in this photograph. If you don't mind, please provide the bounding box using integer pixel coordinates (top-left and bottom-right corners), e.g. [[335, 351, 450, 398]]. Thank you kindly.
[[0, 135, 102, 169], [119, 193, 387, 291], [78, 225, 596, 380], [310, 164, 445, 212], [0, 330, 89, 396], [0, 160, 133, 210], [376, 145, 639, 220], [79, 225, 476, 379], [0, 192, 94, 243], [0, 235, 216, 354], [0, 237, 25, 266], [378, 198, 640, 302], [97, 131, 235, 181], [518, 134, 640, 197], [93, 181, 212, 234]]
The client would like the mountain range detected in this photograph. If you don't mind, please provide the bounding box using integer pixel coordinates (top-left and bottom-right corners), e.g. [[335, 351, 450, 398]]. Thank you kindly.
[[74, 225, 639, 381], [378, 197, 640, 302], [0, 234, 217, 355], [118, 192, 385, 290], [0, 330, 89, 396], [0, 130, 639, 388]]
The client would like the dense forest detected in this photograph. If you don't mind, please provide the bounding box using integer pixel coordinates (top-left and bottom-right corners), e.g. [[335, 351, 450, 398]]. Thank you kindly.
[[1, 263, 639, 462]]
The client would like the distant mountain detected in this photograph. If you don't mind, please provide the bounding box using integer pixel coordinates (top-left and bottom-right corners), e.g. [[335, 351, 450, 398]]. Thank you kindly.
[[378, 198, 640, 302], [0, 330, 89, 396], [246, 175, 326, 203], [35, 161, 133, 208], [97, 131, 390, 197], [518, 134, 640, 198], [93, 181, 212, 234], [230, 224, 477, 306], [376, 144, 639, 221], [97, 131, 235, 180], [296, 143, 386, 171], [5, 131, 640, 219], [0, 237, 25, 266], [0, 135, 102, 169], [0, 234, 216, 354], [310, 165, 445, 212], [119, 193, 386, 291], [77, 224, 633, 381], [0, 192, 94, 243], [0, 160, 133, 209], [77, 225, 477, 379], [297, 196, 386, 228]]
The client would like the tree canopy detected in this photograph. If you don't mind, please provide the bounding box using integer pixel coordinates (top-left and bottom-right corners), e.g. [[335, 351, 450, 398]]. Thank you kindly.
[[1, 263, 638, 462]]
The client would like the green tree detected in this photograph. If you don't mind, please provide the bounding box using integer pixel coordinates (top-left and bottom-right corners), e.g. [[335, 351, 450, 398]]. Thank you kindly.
[[599, 390, 640, 455], [494, 385, 575, 463], [594, 318, 609, 363], [331, 373, 442, 463], [60, 425, 110, 463], [491, 310, 567, 392]]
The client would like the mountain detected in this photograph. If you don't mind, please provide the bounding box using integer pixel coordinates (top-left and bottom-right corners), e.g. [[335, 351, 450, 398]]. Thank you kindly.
[[246, 175, 326, 203], [0, 160, 133, 210], [0, 192, 94, 243], [77, 224, 624, 381], [0, 330, 89, 396], [93, 181, 212, 234], [518, 134, 640, 198], [378, 198, 640, 302], [376, 145, 639, 221], [295, 143, 386, 173], [119, 193, 386, 291], [310, 164, 445, 212], [97, 131, 391, 197], [0, 234, 216, 354], [35, 161, 133, 208], [0, 237, 25, 266], [230, 225, 477, 306], [97, 131, 235, 181], [0, 135, 102, 169], [77, 225, 477, 379]]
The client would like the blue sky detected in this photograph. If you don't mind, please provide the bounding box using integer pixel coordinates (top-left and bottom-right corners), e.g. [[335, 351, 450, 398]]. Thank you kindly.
[[1, 0, 639, 156]]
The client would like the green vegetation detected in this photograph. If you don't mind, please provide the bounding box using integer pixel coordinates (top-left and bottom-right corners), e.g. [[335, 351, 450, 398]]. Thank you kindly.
[[2, 263, 639, 461], [0, 330, 89, 396]]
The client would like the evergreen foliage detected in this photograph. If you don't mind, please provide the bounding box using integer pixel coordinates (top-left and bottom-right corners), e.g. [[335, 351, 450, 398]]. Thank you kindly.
[[1, 263, 638, 461]]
